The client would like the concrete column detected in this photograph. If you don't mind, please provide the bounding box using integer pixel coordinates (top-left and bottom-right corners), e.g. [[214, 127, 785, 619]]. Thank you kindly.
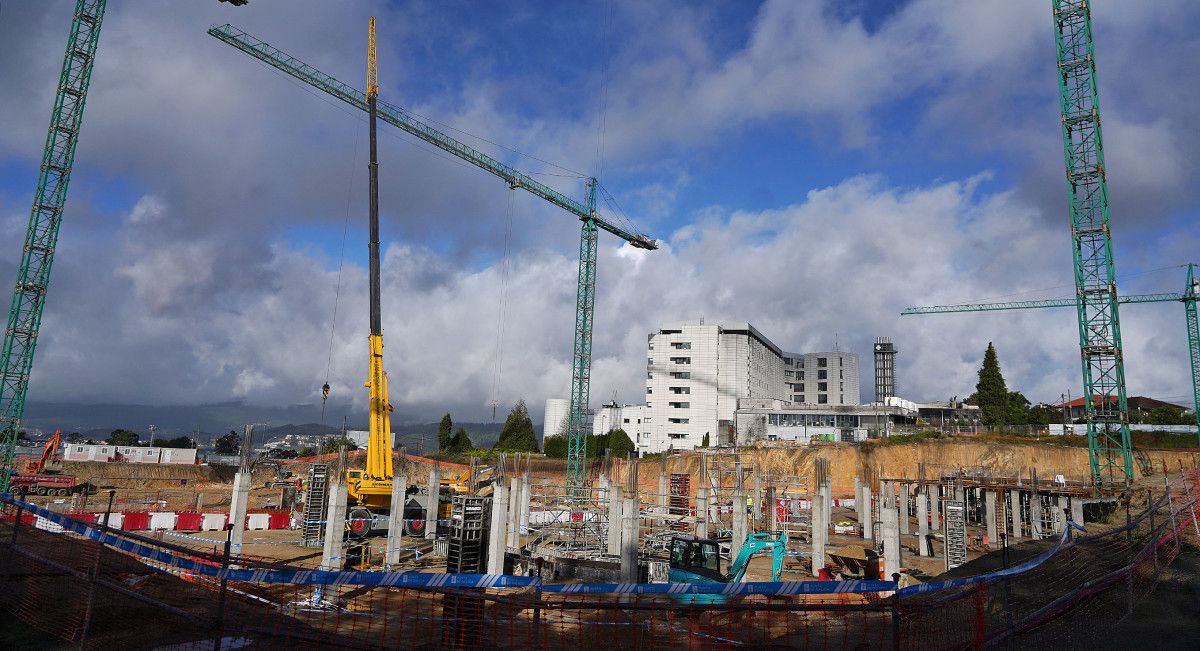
[[607, 489, 623, 556], [861, 485, 873, 541], [811, 485, 827, 577], [519, 470, 531, 535], [506, 476, 522, 549], [931, 485, 941, 531], [658, 472, 669, 512], [984, 490, 998, 543], [486, 483, 509, 574], [598, 473, 610, 504], [731, 488, 748, 560], [321, 482, 348, 571], [194, 492, 203, 511], [385, 469, 408, 566], [1070, 496, 1084, 525], [899, 485, 910, 535], [1010, 490, 1022, 539], [881, 504, 900, 581], [916, 491, 931, 557], [229, 470, 251, 554], [823, 477, 833, 526], [765, 487, 777, 532], [425, 466, 442, 540], [854, 476, 863, 516], [1055, 496, 1069, 534], [695, 486, 709, 539], [620, 490, 639, 582], [753, 474, 763, 527], [1030, 492, 1044, 539]]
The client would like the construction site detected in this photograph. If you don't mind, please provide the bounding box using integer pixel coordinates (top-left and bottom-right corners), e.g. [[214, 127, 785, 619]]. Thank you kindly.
[[2, 1, 1199, 649]]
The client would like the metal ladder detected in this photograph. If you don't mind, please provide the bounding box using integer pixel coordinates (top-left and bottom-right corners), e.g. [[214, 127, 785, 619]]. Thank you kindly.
[[303, 464, 329, 548]]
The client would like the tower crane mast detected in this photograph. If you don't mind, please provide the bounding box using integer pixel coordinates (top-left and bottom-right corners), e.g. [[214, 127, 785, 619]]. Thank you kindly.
[[208, 24, 657, 492], [0, 0, 107, 492]]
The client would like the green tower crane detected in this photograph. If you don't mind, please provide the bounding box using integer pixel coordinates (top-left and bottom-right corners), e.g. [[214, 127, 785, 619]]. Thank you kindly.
[[902, 264, 1200, 459], [1052, 0, 1133, 485], [0, 0, 107, 493], [207, 24, 657, 492]]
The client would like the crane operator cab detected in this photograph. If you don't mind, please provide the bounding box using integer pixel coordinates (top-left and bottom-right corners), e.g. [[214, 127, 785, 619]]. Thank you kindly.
[[669, 536, 723, 582]]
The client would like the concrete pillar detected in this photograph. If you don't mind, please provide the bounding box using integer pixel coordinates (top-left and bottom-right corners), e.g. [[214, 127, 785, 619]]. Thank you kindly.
[[385, 469, 408, 566], [765, 487, 777, 532], [425, 466, 442, 540], [658, 472, 669, 512], [695, 486, 709, 539], [607, 489, 623, 556], [811, 485, 827, 577], [931, 485, 941, 531], [854, 476, 863, 516], [321, 482, 348, 571], [1030, 492, 1044, 539], [194, 492, 203, 511], [229, 470, 250, 554], [486, 483, 509, 574], [731, 488, 748, 560], [506, 476, 522, 549], [1054, 496, 1068, 534], [899, 485, 910, 535], [753, 474, 762, 527], [916, 491, 931, 557], [861, 485, 873, 541], [620, 490, 639, 582], [519, 470, 531, 535], [1010, 490, 1022, 539], [598, 473, 610, 504], [1070, 496, 1084, 525], [985, 490, 998, 544], [881, 504, 900, 581]]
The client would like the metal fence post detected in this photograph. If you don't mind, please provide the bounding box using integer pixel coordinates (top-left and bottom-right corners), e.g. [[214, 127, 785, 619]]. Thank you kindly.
[[213, 523, 234, 639], [5, 489, 27, 587], [79, 490, 116, 649], [891, 572, 901, 651], [1125, 496, 1133, 617]]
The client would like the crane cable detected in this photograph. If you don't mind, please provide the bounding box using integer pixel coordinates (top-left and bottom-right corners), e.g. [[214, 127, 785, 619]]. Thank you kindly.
[[489, 190, 516, 421], [320, 123, 362, 427]]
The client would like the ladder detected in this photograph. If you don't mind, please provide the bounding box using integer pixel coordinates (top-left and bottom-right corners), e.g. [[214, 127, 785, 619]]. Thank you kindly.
[[303, 464, 329, 548]]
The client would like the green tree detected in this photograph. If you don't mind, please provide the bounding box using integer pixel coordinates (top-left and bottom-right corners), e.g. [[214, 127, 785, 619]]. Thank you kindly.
[[65, 432, 84, 443], [968, 343, 1031, 426], [298, 446, 317, 458], [1028, 405, 1064, 426], [107, 429, 140, 446], [214, 430, 240, 454], [701, 433, 710, 448], [1148, 406, 1191, 425], [542, 436, 567, 458], [320, 436, 359, 455], [158, 436, 195, 449], [437, 413, 453, 450], [494, 400, 539, 452], [444, 427, 474, 455], [606, 428, 635, 456]]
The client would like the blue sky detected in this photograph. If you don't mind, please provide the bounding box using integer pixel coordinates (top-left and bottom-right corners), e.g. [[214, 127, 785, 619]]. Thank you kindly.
[[0, 0, 1198, 424]]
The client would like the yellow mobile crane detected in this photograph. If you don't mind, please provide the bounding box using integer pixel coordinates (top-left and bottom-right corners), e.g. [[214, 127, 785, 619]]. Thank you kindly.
[[344, 16, 395, 514], [341, 19, 465, 538]]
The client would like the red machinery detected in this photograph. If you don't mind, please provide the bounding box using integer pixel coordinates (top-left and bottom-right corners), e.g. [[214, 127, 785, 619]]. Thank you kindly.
[[11, 431, 93, 496]]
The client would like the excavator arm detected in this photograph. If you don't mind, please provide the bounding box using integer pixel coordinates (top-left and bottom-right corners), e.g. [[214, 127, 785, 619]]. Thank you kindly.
[[725, 531, 788, 583]]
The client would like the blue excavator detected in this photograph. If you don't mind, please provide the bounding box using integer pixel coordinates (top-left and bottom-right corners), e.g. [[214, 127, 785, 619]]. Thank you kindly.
[[668, 531, 788, 584]]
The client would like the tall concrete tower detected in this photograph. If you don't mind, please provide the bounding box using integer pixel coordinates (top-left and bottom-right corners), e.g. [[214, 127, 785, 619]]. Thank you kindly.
[[874, 337, 897, 402]]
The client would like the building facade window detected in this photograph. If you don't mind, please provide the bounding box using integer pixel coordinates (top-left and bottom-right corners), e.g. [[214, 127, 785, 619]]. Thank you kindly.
[[668, 401, 690, 408], [792, 394, 803, 402], [670, 371, 690, 379], [669, 387, 690, 394], [668, 418, 689, 424], [670, 357, 691, 364], [668, 433, 687, 440], [818, 382, 828, 391], [818, 357, 827, 367], [817, 370, 827, 380], [818, 394, 829, 404], [671, 342, 692, 349]]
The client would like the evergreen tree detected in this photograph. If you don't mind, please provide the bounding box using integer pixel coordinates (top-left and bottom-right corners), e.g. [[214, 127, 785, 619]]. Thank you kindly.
[[607, 428, 635, 456], [972, 342, 1011, 426], [444, 427, 474, 454], [494, 399, 539, 452], [542, 436, 567, 458], [437, 413, 453, 450]]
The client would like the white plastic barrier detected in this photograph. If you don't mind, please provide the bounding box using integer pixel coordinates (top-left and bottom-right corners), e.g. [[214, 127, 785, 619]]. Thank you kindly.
[[200, 513, 227, 531], [246, 513, 270, 530], [35, 515, 64, 534], [95, 512, 123, 529], [148, 512, 177, 531]]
